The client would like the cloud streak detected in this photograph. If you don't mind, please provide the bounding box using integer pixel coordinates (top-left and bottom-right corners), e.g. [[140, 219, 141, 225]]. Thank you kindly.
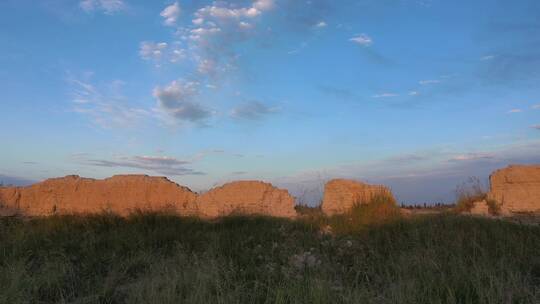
[[81, 155, 205, 176], [448, 153, 495, 162], [230, 101, 279, 121], [507, 109, 522, 113], [372, 93, 399, 98], [349, 34, 373, 47], [419, 79, 441, 85]]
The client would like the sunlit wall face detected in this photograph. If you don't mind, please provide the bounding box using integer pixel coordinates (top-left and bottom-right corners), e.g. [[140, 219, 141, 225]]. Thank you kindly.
[[1, 0, 539, 204]]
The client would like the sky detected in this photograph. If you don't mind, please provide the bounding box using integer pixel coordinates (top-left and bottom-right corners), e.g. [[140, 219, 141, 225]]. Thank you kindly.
[[1, 0, 539, 205]]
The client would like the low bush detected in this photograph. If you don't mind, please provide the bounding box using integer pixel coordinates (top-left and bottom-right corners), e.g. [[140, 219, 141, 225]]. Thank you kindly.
[[486, 199, 501, 216], [454, 177, 487, 213]]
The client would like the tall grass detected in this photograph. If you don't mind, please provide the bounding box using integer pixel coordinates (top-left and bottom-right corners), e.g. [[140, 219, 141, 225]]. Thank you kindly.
[[322, 193, 400, 234], [1, 210, 539, 303]]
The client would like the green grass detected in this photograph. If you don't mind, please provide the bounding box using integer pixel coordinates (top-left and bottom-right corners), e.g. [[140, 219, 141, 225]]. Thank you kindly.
[[1, 211, 540, 303]]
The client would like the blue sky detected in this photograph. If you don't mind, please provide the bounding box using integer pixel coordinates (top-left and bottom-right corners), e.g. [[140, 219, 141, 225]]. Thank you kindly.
[[1, 0, 539, 204]]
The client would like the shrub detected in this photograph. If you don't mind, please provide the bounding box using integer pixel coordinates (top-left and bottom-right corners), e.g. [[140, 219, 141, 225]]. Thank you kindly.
[[454, 177, 487, 213], [295, 204, 323, 217], [327, 193, 401, 234], [486, 199, 501, 216]]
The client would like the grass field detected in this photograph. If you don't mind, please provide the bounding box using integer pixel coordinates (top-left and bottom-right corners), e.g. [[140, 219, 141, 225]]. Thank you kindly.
[[1, 209, 540, 304]]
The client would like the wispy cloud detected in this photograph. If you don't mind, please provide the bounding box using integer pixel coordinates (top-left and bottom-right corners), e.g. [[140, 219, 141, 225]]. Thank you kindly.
[[532, 104, 540, 109], [82, 155, 205, 176], [287, 41, 309, 55], [419, 79, 441, 85], [532, 125, 540, 130], [318, 85, 357, 101], [68, 76, 149, 129], [448, 152, 495, 162], [231, 171, 248, 175], [230, 101, 279, 121], [349, 34, 373, 47], [478, 52, 540, 84], [480, 55, 496, 61], [372, 93, 399, 98], [79, 0, 126, 14], [507, 108, 523, 113], [384, 153, 433, 164], [277, 0, 334, 33]]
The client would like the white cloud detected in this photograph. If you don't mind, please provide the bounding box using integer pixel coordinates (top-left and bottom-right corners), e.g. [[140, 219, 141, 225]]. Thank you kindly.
[[161, 2, 181, 26], [153, 80, 212, 123], [507, 108, 522, 113], [239, 21, 253, 30], [192, 18, 204, 25], [139, 41, 168, 61], [480, 55, 496, 61], [170, 47, 186, 63], [193, 0, 275, 22], [349, 34, 372, 46], [189, 26, 222, 40], [145, 0, 277, 114], [315, 21, 327, 28], [139, 41, 185, 65], [532, 104, 540, 109], [372, 93, 399, 98], [409, 91, 419, 96], [182, 0, 274, 78], [419, 79, 441, 85], [195, 6, 257, 21], [80, 0, 126, 14]]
